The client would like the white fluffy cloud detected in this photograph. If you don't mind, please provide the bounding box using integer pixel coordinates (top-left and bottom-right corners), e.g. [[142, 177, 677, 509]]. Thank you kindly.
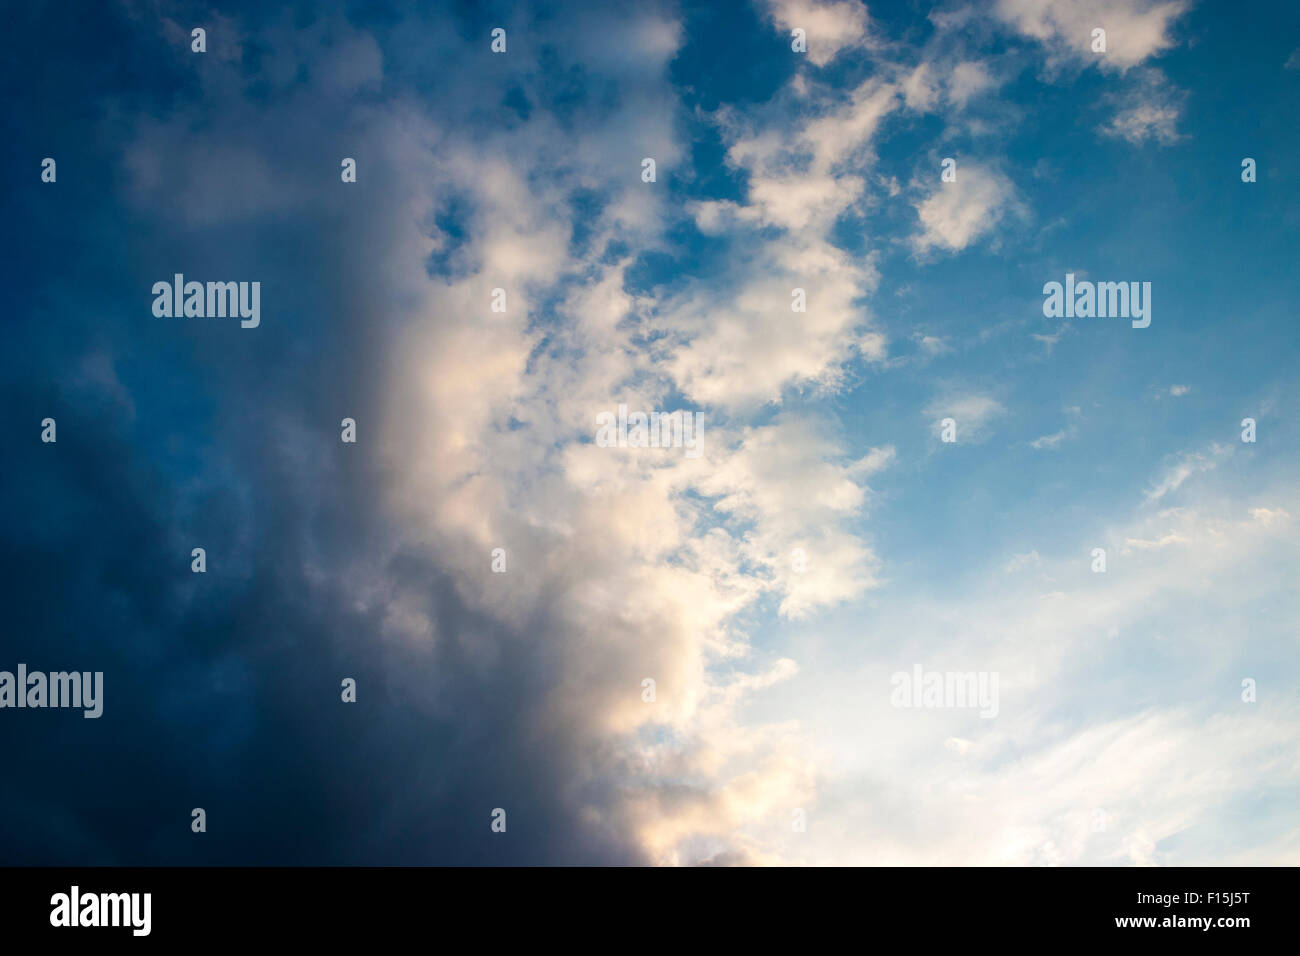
[[993, 0, 1190, 71], [762, 0, 871, 67], [925, 392, 1007, 443], [911, 163, 1022, 255], [665, 76, 900, 409], [364, 9, 904, 864]]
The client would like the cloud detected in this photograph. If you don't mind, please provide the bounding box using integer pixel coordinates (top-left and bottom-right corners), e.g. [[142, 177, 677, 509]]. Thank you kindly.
[[915, 333, 951, 356], [993, 0, 1191, 72], [1029, 428, 1073, 449], [1144, 444, 1231, 503], [665, 75, 901, 409], [1100, 99, 1182, 144], [947, 60, 998, 107], [6, 0, 844, 868], [1004, 550, 1042, 572], [780, 472, 1300, 864], [1032, 325, 1073, 352], [911, 163, 1022, 255], [900, 62, 941, 111], [1097, 70, 1187, 145], [1250, 507, 1292, 526], [762, 0, 871, 67], [1121, 531, 1190, 552], [899, 58, 1003, 113], [362, 16, 903, 861], [925, 393, 1006, 442], [695, 416, 893, 619], [8, 0, 1296, 871], [124, 0, 930, 864]]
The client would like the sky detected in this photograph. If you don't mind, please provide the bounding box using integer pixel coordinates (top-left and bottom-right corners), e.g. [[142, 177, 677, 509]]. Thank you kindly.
[[1, 0, 1297, 866]]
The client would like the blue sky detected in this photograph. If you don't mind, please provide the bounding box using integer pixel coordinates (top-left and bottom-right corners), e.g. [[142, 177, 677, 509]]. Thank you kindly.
[[1, 0, 1298, 865]]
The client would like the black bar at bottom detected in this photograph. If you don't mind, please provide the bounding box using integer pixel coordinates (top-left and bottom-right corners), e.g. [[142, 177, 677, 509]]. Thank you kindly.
[[0, 865, 1289, 942]]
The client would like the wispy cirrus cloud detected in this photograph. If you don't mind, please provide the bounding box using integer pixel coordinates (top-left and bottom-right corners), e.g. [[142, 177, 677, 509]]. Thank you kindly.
[[1144, 444, 1231, 502], [1097, 68, 1187, 145]]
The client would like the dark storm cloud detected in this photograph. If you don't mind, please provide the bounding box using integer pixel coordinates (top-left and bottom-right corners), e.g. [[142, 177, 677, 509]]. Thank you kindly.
[[0, 0, 650, 865]]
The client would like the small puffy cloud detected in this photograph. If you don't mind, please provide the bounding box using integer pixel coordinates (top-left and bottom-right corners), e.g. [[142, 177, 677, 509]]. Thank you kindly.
[[993, 0, 1190, 72], [763, 0, 870, 67], [661, 239, 881, 409], [900, 63, 941, 110], [911, 164, 1021, 255], [947, 60, 997, 107], [900, 59, 1001, 112], [1100, 96, 1182, 145], [1168, 384, 1190, 397], [1250, 507, 1292, 527], [916, 333, 950, 356], [925, 393, 1005, 442], [1098, 68, 1186, 146]]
